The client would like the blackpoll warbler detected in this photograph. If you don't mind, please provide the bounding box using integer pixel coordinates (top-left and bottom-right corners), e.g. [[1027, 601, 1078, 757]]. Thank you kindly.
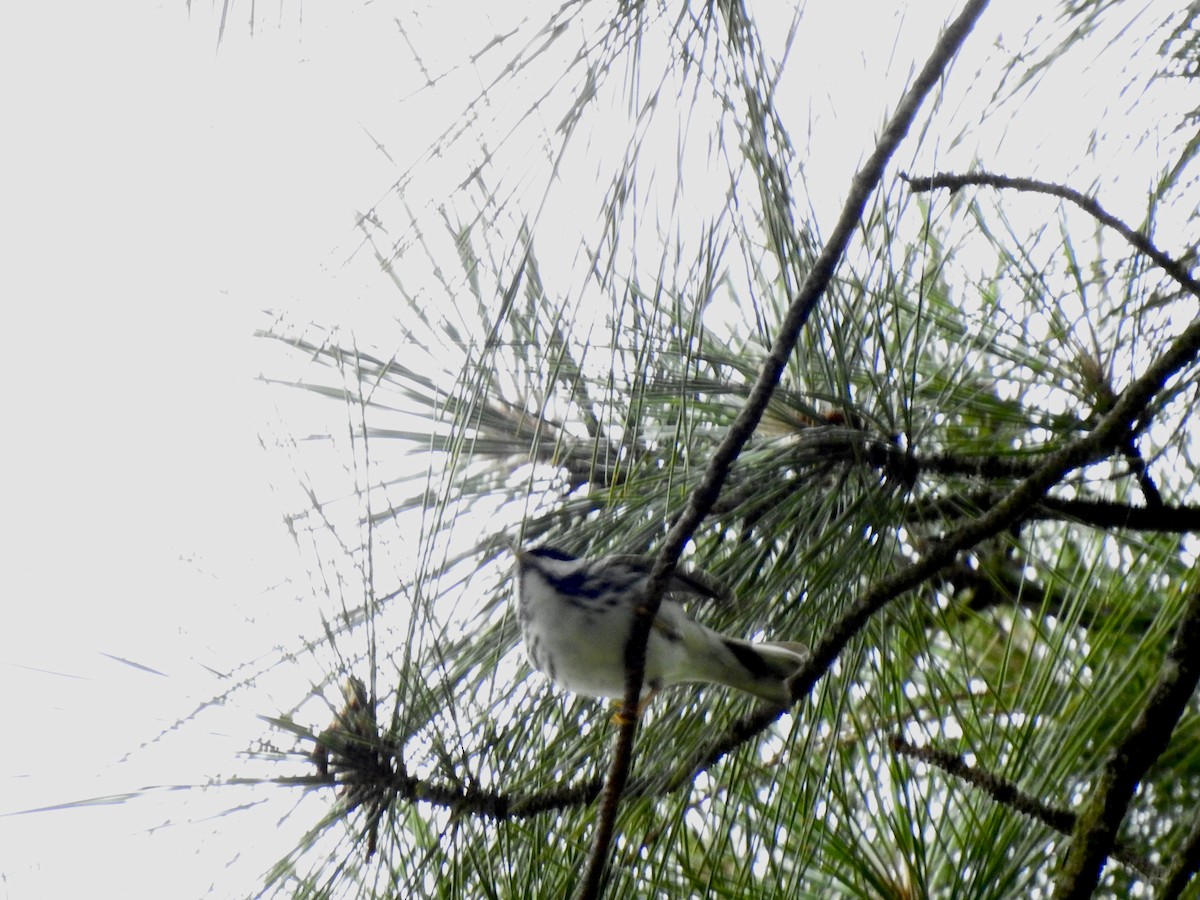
[[515, 546, 807, 705]]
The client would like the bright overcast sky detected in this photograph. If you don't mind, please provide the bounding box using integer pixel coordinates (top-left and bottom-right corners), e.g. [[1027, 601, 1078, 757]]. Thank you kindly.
[[1, 4, 380, 895], [0, 1, 1185, 896]]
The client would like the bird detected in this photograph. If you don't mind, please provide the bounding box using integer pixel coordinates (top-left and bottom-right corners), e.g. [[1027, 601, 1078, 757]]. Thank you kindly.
[[513, 546, 807, 706]]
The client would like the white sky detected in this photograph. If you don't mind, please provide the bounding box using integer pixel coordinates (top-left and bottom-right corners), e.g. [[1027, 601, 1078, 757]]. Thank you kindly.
[[0, 4, 388, 895], [0, 1, 1190, 896]]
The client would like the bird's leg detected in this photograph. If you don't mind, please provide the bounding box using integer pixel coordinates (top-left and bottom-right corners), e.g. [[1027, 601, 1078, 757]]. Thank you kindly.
[[609, 689, 656, 725]]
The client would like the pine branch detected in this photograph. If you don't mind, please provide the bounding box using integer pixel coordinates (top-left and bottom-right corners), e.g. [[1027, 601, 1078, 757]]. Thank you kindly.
[[1160, 812, 1200, 899], [574, 2, 997, 895], [278, 293, 1200, 845], [646, 265, 1200, 814], [908, 492, 1200, 533], [1120, 435, 1164, 509], [1052, 582, 1200, 898], [888, 736, 1161, 881], [901, 171, 1200, 302]]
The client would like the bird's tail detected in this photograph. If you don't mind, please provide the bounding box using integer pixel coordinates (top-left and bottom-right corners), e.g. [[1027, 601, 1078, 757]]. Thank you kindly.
[[704, 634, 807, 705]]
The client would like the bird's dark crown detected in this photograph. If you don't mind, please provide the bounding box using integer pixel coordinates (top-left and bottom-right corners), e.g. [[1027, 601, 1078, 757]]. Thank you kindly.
[[526, 546, 579, 562]]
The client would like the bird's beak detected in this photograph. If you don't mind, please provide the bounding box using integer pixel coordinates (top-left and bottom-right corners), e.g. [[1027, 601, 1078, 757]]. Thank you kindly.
[[505, 537, 527, 564]]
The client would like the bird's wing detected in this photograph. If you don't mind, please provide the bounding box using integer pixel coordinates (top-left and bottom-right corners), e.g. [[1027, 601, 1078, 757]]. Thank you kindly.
[[601, 555, 731, 602], [651, 598, 697, 643]]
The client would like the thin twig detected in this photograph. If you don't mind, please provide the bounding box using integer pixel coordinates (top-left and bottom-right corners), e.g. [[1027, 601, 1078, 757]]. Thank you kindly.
[[1120, 435, 1164, 508], [908, 492, 1200, 533], [574, 2, 996, 896], [247, 768, 604, 821], [902, 171, 1200, 301], [889, 736, 1161, 881]]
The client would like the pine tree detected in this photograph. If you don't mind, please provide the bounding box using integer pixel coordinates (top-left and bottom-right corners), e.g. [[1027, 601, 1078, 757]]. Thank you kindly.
[[253, 2, 1200, 896]]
